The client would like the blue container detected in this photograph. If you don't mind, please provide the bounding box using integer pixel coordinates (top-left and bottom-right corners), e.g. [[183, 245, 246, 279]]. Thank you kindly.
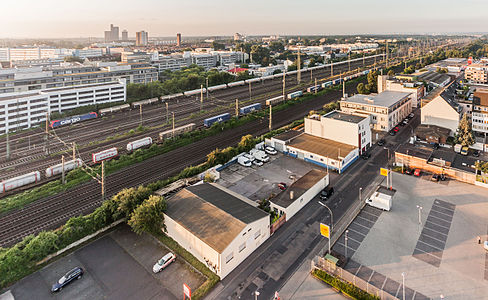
[[204, 113, 231, 127], [239, 103, 261, 115]]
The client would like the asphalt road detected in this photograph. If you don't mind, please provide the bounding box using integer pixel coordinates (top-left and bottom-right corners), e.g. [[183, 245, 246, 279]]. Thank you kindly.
[[205, 108, 421, 300]]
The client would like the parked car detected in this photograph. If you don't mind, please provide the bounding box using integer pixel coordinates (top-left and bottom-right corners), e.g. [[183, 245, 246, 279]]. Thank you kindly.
[[252, 159, 264, 166], [320, 187, 335, 200], [377, 139, 385, 146], [51, 267, 84, 292], [360, 152, 371, 160], [404, 168, 413, 175], [433, 143, 440, 150], [414, 169, 421, 177], [264, 146, 277, 155], [393, 126, 399, 132], [484, 241, 488, 252], [460, 146, 469, 156], [409, 113, 414, 118], [277, 182, 287, 190], [473, 150, 480, 157], [402, 119, 409, 125], [440, 173, 446, 181], [153, 252, 176, 273], [389, 130, 396, 136], [431, 174, 440, 182]]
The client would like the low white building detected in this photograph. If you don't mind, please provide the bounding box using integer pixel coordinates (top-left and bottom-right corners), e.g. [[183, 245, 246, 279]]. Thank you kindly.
[[340, 91, 413, 132], [270, 169, 329, 221], [305, 110, 371, 154], [377, 75, 425, 107], [163, 183, 269, 279], [421, 90, 462, 135], [0, 79, 126, 133]]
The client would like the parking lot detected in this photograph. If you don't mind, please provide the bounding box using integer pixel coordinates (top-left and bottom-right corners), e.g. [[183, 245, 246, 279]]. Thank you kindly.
[[335, 172, 488, 299], [218, 153, 337, 202], [3, 225, 205, 300]]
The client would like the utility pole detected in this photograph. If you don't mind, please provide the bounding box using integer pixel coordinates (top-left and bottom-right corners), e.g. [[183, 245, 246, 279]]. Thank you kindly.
[[61, 155, 65, 184], [44, 112, 49, 155], [205, 77, 209, 100], [363, 53, 365, 66], [282, 72, 286, 99], [269, 105, 272, 131], [5, 128, 9, 160], [248, 81, 252, 101], [200, 84, 203, 111], [310, 68, 313, 82], [331, 62, 333, 77], [348, 52, 351, 71], [72, 142, 76, 161], [297, 47, 301, 83], [235, 99, 239, 117], [139, 105, 142, 127], [386, 40, 389, 68], [315, 78, 318, 94], [343, 79, 346, 98], [172, 112, 175, 138], [165, 102, 169, 123], [101, 160, 105, 200]]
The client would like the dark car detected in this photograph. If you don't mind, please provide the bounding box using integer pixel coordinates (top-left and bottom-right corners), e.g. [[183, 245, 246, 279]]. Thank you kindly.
[[320, 187, 334, 200], [440, 174, 446, 181], [393, 126, 399, 132], [51, 267, 84, 292], [360, 152, 371, 160], [389, 130, 396, 136], [277, 182, 287, 190], [431, 174, 440, 182], [433, 143, 440, 150], [404, 168, 413, 175], [473, 150, 480, 157], [377, 139, 385, 146]]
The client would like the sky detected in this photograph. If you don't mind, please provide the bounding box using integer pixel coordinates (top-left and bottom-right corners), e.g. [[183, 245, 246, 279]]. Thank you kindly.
[[1, 0, 487, 38]]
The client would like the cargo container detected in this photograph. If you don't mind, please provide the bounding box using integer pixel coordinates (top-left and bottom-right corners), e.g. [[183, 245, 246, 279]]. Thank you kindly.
[[99, 104, 130, 116], [287, 91, 303, 99], [239, 103, 261, 115], [203, 113, 231, 127], [1, 171, 41, 193], [266, 95, 284, 106], [127, 137, 153, 152], [50, 112, 98, 128], [131, 98, 160, 108], [306, 85, 322, 93], [321, 81, 333, 88], [159, 123, 196, 140], [45, 159, 83, 178], [92, 147, 118, 164]]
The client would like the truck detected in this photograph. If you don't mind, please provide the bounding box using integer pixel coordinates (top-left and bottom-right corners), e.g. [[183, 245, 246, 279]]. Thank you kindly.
[[454, 144, 462, 153], [237, 155, 252, 167], [366, 191, 392, 211], [249, 149, 269, 162]]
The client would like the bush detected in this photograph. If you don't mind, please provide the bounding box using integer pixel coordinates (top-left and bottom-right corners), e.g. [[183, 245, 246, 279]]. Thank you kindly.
[[128, 195, 166, 235], [313, 269, 380, 300]]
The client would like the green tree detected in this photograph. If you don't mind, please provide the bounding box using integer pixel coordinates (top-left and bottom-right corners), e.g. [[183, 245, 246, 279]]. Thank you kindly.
[[269, 41, 284, 53], [212, 41, 225, 50], [455, 114, 475, 147], [365, 70, 378, 93], [250, 45, 271, 65], [356, 83, 369, 94], [128, 195, 166, 235], [308, 58, 317, 68], [64, 56, 84, 63], [387, 70, 395, 77], [237, 134, 254, 152], [113, 186, 152, 219]]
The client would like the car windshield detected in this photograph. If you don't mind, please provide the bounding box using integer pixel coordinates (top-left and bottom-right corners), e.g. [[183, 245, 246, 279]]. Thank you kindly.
[[58, 276, 67, 284], [158, 258, 166, 265]]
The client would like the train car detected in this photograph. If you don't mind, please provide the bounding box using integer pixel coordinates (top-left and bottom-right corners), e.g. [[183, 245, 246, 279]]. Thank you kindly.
[[265, 95, 284, 106], [1, 171, 41, 193], [131, 98, 159, 108], [45, 158, 83, 178], [50, 112, 98, 129], [261, 75, 275, 81], [245, 78, 261, 84], [99, 104, 130, 116], [273, 72, 285, 79], [321, 81, 333, 88], [92, 147, 118, 164], [362, 70, 370, 75], [184, 88, 206, 97], [239, 103, 261, 115], [159, 123, 195, 141], [332, 78, 342, 85], [306, 85, 322, 93], [287, 70, 298, 75], [161, 93, 184, 101], [207, 84, 228, 92], [127, 137, 153, 152], [203, 113, 231, 127], [287, 91, 303, 100], [227, 80, 245, 87]]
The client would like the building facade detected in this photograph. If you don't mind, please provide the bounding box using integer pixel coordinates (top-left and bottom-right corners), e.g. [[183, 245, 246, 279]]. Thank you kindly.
[[421, 93, 461, 135], [465, 64, 488, 84], [378, 75, 425, 107], [176, 33, 182, 47], [136, 31, 149, 46], [472, 89, 488, 135], [340, 91, 413, 132], [104, 24, 119, 42]]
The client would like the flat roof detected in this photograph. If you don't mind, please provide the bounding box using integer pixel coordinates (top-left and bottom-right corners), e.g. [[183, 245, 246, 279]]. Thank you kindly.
[[271, 169, 328, 209], [0, 92, 43, 101], [395, 144, 432, 160], [43, 81, 122, 92], [287, 133, 357, 161], [323, 110, 366, 124], [273, 130, 303, 143], [417, 71, 451, 86], [343, 91, 411, 108], [165, 183, 268, 253]]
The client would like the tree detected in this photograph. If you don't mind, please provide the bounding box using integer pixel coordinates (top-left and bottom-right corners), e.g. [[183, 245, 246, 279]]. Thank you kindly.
[[212, 41, 225, 50], [455, 114, 475, 147], [128, 195, 166, 235], [64, 56, 84, 63], [387, 70, 395, 77], [113, 186, 152, 219], [308, 58, 317, 68], [238, 134, 254, 152], [365, 70, 378, 93], [357, 83, 369, 94], [250, 45, 271, 65], [269, 41, 284, 53]]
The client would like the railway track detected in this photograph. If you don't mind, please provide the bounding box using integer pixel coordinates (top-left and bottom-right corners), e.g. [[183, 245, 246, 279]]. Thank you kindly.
[[0, 78, 358, 247]]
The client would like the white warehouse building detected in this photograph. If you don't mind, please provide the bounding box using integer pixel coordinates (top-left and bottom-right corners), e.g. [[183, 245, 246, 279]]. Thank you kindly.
[[0, 79, 126, 133], [163, 183, 270, 279]]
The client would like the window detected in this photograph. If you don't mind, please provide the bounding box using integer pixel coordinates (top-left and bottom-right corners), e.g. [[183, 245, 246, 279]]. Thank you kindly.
[[254, 230, 261, 240], [226, 252, 234, 263], [239, 242, 246, 253]]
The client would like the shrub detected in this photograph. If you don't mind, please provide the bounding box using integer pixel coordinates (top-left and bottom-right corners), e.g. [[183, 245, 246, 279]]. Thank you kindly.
[[313, 269, 380, 300], [128, 195, 166, 235]]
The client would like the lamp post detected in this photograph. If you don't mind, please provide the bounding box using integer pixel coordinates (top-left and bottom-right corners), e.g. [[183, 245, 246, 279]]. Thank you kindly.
[[255, 290, 260, 300], [359, 187, 363, 202], [416, 205, 423, 225], [401, 272, 405, 300], [345, 230, 349, 261], [319, 201, 333, 254]]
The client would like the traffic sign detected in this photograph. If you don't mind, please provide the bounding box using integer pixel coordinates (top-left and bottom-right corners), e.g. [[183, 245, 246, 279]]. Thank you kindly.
[[320, 223, 330, 238], [380, 168, 388, 176], [183, 283, 191, 299]]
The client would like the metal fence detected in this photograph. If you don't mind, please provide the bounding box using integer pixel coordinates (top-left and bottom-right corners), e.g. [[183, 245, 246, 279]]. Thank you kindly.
[[312, 256, 399, 300]]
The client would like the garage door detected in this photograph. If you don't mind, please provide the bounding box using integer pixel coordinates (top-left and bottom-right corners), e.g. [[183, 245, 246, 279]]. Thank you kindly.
[[275, 142, 284, 152], [298, 152, 304, 159]]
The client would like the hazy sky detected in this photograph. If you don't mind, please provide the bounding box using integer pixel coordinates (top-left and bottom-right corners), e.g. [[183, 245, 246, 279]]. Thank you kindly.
[[1, 0, 487, 38]]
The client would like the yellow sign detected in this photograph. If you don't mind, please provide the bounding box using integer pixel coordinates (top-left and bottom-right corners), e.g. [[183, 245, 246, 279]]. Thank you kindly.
[[380, 168, 388, 177], [320, 223, 330, 238]]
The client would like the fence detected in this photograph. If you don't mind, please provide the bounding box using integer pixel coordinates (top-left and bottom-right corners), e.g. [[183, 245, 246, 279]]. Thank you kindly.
[[312, 256, 399, 300], [270, 214, 286, 235]]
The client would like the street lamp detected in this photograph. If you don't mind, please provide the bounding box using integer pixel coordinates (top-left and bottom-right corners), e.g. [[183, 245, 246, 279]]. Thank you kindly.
[[345, 230, 349, 261], [255, 290, 260, 300], [359, 187, 363, 202], [318, 201, 334, 254], [401, 272, 406, 300], [416, 205, 423, 225]]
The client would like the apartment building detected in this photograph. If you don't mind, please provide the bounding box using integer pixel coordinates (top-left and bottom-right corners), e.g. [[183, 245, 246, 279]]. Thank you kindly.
[[0, 62, 157, 94], [0, 79, 126, 133], [0, 47, 69, 62], [378, 75, 424, 107], [136, 31, 149, 46], [465, 64, 488, 84], [472, 89, 488, 134], [73, 48, 104, 58], [340, 91, 412, 132]]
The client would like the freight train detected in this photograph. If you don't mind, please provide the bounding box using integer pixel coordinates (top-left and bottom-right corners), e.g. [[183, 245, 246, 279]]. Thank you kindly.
[[50, 112, 98, 129]]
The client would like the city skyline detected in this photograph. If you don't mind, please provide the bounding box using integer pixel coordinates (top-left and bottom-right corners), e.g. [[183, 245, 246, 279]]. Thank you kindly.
[[1, 0, 488, 38]]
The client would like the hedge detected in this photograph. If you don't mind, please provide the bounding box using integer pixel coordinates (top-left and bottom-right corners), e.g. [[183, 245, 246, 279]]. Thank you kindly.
[[312, 269, 380, 300]]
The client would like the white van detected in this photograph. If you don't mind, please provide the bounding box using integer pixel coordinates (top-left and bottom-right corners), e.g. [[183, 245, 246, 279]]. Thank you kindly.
[[238, 156, 252, 167], [250, 149, 269, 162]]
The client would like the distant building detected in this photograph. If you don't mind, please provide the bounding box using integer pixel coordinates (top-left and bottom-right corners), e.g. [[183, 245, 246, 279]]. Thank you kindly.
[[465, 64, 488, 84], [73, 48, 104, 59], [234, 33, 243, 41], [0, 47, 69, 62], [136, 31, 148, 46], [340, 91, 413, 132], [121, 30, 128, 41], [177, 33, 182, 47], [104, 24, 119, 42]]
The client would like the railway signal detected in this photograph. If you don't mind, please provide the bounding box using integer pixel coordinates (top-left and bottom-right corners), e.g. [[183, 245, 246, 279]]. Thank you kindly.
[[248, 81, 252, 101]]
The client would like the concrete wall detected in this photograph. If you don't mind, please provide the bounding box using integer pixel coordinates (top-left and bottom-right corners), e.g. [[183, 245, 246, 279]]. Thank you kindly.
[[421, 95, 460, 135]]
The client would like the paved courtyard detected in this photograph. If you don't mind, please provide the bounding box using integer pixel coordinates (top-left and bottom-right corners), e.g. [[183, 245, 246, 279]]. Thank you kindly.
[[335, 172, 488, 299]]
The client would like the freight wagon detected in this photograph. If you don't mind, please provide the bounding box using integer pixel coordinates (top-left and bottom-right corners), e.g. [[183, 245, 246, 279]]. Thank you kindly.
[[287, 91, 303, 100], [160, 93, 184, 101], [1, 171, 41, 193], [131, 98, 159, 108], [239, 103, 261, 115], [127, 137, 153, 152], [321, 81, 333, 88], [227, 81, 245, 87], [265, 95, 284, 106], [207, 84, 227, 92], [307, 85, 322, 93], [99, 104, 130, 116], [203, 113, 231, 127], [245, 78, 261, 84], [184, 88, 206, 96], [159, 123, 195, 141], [50, 112, 98, 128], [92, 147, 118, 164], [45, 158, 83, 178], [332, 78, 342, 85]]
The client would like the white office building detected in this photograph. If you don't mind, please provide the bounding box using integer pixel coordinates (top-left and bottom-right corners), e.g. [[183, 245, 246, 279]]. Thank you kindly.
[[378, 75, 425, 107]]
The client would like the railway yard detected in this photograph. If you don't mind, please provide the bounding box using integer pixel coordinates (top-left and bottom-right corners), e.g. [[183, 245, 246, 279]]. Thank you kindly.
[[0, 55, 392, 248]]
